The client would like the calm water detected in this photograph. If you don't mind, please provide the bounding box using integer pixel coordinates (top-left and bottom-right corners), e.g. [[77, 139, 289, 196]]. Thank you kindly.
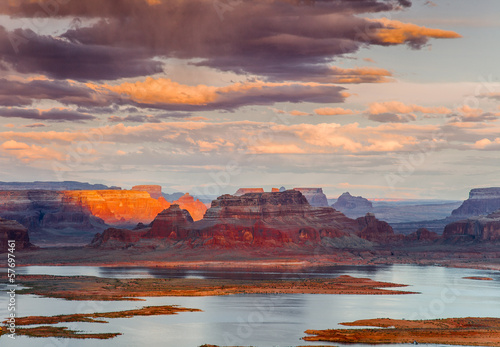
[[1, 264, 499, 347]]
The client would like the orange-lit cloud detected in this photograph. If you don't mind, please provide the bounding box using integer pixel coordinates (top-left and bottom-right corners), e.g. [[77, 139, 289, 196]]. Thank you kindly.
[[0, 140, 64, 162], [98, 77, 346, 109], [314, 107, 355, 116], [370, 18, 461, 46], [328, 67, 393, 84], [368, 101, 452, 115], [289, 110, 310, 116]]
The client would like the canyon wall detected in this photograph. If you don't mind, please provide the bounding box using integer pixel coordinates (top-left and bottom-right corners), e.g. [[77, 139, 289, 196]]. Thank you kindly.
[[443, 210, 500, 242], [0, 218, 34, 252], [63, 190, 170, 225]]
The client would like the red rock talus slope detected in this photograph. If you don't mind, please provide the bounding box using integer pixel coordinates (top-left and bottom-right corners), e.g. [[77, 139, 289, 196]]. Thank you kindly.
[[63, 190, 171, 225], [293, 188, 329, 206], [172, 193, 207, 221], [0, 218, 34, 252], [443, 210, 500, 242]]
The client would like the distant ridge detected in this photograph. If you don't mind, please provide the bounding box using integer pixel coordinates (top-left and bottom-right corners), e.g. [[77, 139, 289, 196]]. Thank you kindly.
[[0, 181, 121, 191]]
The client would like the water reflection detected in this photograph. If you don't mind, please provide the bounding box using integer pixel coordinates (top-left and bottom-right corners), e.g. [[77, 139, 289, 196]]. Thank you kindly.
[[6, 265, 499, 347]]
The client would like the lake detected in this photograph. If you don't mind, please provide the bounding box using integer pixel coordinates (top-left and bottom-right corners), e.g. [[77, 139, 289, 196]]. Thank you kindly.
[[1, 264, 499, 347]]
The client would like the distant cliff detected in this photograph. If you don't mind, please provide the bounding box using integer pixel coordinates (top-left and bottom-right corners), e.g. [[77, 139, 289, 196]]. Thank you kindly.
[[332, 192, 373, 218], [234, 188, 265, 196], [131, 185, 163, 199], [452, 187, 500, 217], [0, 181, 120, 191], [293, 188, 329, 207]]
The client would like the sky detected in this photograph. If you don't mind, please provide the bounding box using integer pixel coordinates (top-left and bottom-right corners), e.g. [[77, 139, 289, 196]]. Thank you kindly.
[[0, 0, 499, 200]]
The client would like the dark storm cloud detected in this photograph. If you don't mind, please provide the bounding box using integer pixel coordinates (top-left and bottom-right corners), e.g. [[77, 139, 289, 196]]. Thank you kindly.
[[0, 26, 163, 81], [0, 107, 95, 121], [0, 1, 417, 82], [368, 112, 416, 123]]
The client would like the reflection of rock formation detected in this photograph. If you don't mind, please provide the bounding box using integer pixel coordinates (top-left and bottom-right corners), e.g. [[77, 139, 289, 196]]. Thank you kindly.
[[452, 187, 500, 217], [0, 218, 35, 252], [293, 188, 329, 206], [171, 193, 207, 221], [332, 192, 373, 218], [234, 188, 265, 196], [444, 210, 500, 242], [132, 185, 163, 199]]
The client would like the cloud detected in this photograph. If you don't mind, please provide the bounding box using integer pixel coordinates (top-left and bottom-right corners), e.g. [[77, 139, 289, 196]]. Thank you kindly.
[[0, 140, 64, 162], [368, 112, 417, 123], [314, 107, 355, 116], [99, 77, 347, 111], [23, 123, 47, 128], [0, 107, 95, 122], [1, 0, 457, 83], [369, 18, 461, 48], [108, 113, 191, 123], [0, 26, 163, 81], [472, 138, 500, 150], [289, 110, 311, 116], [368, 101, 452, 114], [448, 112, 499, 123], [0, 78, 115, 107]]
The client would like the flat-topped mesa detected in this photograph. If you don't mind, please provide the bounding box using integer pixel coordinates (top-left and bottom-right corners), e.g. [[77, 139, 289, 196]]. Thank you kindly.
[[443, 209, 500, 243], [187, 190, 361, 246], [0, 218, 35, 252], [131, 185, 163, 199], [293, 188, 329, 207], [234, 188, 264, 196], [452, 187, 500, 217], [172, 193, 207, 221]]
